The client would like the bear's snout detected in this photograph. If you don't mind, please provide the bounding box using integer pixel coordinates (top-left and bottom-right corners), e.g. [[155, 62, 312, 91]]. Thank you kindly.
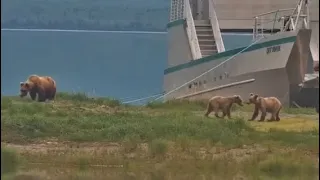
[[20, 90, 28, 97]]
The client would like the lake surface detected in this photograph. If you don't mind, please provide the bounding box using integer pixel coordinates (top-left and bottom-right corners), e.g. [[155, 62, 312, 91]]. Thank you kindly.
[[1, 29, 252, 104]]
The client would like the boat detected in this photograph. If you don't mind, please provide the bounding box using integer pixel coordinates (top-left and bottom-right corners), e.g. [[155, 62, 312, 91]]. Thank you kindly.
[[163, 0, 319, 107]]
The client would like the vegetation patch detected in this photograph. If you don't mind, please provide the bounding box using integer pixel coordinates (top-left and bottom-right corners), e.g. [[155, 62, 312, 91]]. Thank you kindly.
[[1, 146, 20, 176], [1, 93, 319, 179]]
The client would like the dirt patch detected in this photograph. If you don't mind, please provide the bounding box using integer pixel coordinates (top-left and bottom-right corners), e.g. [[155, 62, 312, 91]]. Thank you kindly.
[[2, 141, 122, 155], [3, 140, 311, 163]]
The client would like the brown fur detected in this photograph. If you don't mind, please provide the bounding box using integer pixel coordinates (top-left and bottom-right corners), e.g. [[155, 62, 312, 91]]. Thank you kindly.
[[204, 95, 243, 119], [20, 75, 56, 102], [247, 93, 282, 122]]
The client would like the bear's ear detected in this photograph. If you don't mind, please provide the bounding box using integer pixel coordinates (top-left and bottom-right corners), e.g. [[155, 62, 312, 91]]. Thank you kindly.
[[249, 93, 254, 96], [253, 94, 258, 99], [20, 82, 24, 86]]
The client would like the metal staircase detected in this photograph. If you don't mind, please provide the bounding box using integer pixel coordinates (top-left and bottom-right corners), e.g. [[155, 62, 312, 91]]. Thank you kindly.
[[194, 20, 218, 57], [168, 0, 225, 60]]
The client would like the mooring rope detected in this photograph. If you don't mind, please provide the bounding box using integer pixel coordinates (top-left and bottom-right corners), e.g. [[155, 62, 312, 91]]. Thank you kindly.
[[121, 34, 267, 105], [121, 92, 164, 104], [152, 35, 266, 102]]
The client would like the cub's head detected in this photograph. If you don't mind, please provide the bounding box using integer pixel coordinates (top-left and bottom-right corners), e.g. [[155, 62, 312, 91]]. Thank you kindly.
[[233, 95, 243, 106], [19, 81, 35, 97], [247, 93, 259, 104]]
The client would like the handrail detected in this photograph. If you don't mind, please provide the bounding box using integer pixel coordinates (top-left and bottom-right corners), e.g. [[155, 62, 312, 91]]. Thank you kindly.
[[208, 0, 225, 53], [184, 0, 202, 59], [252, 0, 310, 41], [254, 8, 295, 18]]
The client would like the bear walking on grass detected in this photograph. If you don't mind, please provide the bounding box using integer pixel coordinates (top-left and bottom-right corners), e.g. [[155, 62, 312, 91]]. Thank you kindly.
[[19, 74, 56, 102], [246, 93, 282, 122], [204, 95, 243, 119]]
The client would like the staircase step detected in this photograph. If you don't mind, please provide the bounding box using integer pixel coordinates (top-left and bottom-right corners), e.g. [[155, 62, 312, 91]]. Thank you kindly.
[[197, 34, 215, 40], [201, 49, 218, 53], [194, 20, 211, 26], [201, 50, 218, 56], [198, 39, 216, 45], [195, 24, 211, 27], [195, 25, 212, 30], [196, 29, 213, 35], [200, 44, 217, 50], [194, 19, 217, 57]]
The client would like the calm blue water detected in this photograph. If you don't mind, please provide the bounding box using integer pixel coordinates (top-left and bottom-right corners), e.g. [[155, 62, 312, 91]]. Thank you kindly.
[[1, 30, 252, 103]]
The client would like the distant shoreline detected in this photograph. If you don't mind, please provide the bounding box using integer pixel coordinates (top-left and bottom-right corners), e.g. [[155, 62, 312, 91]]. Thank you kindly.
[[1, 28, 253, 36]]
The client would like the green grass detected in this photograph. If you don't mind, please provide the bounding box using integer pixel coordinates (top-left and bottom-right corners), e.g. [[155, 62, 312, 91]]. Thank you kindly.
[[1, 147, 20, 176], [1, 93, 318, 148], [1, 92, 319, 179]]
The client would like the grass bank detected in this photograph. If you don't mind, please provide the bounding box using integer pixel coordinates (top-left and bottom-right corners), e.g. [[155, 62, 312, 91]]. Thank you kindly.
[[1, 93, 318, 147], [1, 92, 319, 179]]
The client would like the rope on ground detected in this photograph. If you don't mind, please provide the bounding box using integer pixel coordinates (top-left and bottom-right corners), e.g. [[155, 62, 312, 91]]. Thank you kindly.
[[152, 36, 266, 102], [121, 92, 164, 104]]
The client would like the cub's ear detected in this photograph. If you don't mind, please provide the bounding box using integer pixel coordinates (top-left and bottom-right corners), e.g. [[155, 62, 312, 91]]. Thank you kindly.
[[249, 93, 254, 96], [253, 94, 259, 99], [20, 82, 24, 86]]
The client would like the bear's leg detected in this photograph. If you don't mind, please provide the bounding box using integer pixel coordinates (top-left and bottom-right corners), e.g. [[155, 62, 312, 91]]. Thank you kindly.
[[51, 91, 56, 100], [258, 108, 266, 122], [226, 107, 232, 119], [47, 93, 53, 101], [45, 91, 51, 101], [275, 109, 281, 121], [213, 107, 221, 118], [37, 90, 47, 102], [204, 103, 213, 117], [29, 91, 37, 101], [267, 112, 276, 122], [222, 110, 227, 119], [48, 89, 56, 101], [38, 95, 46, 102], [249, 106, 259, 121]]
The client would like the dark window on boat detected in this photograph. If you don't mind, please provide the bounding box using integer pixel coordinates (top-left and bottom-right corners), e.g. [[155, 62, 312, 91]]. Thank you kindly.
[[219, 75, 222, 80], [203, 80, 207, 84], [214, 77, 216, 81], [199, 81, 202, 86], [188, 84, 192, 89]]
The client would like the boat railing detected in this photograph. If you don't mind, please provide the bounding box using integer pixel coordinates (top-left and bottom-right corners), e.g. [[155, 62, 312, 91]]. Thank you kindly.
[[253, 0, 311, 41], [253, 8, 295, 40]]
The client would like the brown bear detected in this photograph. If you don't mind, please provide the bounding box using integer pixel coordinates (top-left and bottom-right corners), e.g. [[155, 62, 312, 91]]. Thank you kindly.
[[246, 93, 282, 122], [204, 95, 243, 119], [19, 74, 56, 102]]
